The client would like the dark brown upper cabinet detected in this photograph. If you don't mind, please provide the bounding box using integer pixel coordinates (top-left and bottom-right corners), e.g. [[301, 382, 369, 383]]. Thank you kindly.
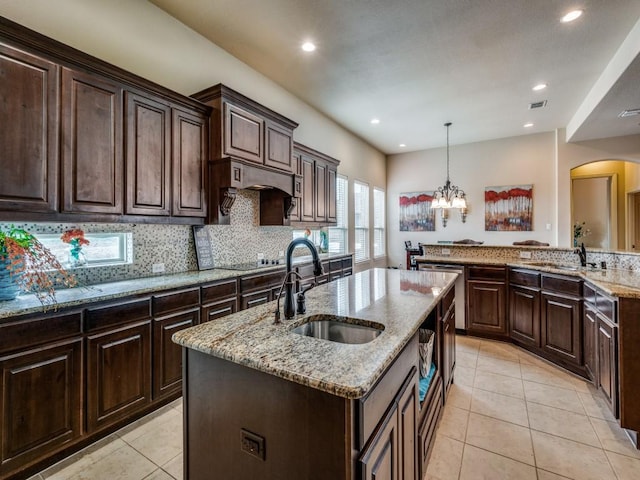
[[223, 102, 263, 164], [61, 67, 124, 215], [265, 120, 294, 172], [125, 91, 171, 216], [0, 44, 59, 214]]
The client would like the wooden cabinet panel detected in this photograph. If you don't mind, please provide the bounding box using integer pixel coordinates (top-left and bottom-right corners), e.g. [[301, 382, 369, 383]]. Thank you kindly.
[[223, 102, 263, 164], [152, 287, 200, 316], [86, 321, 152, 432], [85, 298, 151, 332], [201, 279, 237, 304], [239, 289, 272, 311], [441, 307, 456, 397], [467, 280, 507, 336], [201, 298, 237, 323], [300, 155, 315, 222], [0, 339, 82, 475], [125, 92, 171, 215], [0, 45, 59, 213], [359, 405, 398, 480], [0, 311, 82, 355], [314, 162, 327, 222], [327, 167, 337, 223], [172, 108, 207, 217], [509, 286, 541, 347], [541, 292, 582, 367], [397, 371, 418, 480], [61, 67, 123, 214], [583, 304, 597, 382], [597, 315, 618, 416], [153, 309, 198, 399], [289, 152, 302, 222], [264, 120, 293, 172]]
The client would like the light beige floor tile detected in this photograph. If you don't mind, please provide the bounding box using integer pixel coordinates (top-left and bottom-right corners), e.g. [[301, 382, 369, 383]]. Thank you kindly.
[[162, 453, 183, 480], [26, 475, 44, 480], [531, 430, 616, 480], [520, 363, 576, 390], [456, 335, 481, 351], [571, 376, 595, 393], [128, 414, 183, 466], [523, 380, 585, 414], [471, 388, 529, 427], [459, 444, 536, 480], [425, 435, 464, 480], [446, 383, 473, 410], [144, 469, 174, 480], [476, 355, 521, 379], [605, 450, 640, 480], [454, 365, 476, 387], [43, 436, 126, 480], [578, 391, 617, 421], [56, 444, 156, 480], [118, 407, 182, 444], [465, 412, 535, 465], [536, 469, 572, 479], [436, 405, 469, 442], [456, 351, 478, 368], [527, 402, 600, 447], [478, 340, 520, 359], [473, 370, 524, 399], [590, 417, 640, 459]]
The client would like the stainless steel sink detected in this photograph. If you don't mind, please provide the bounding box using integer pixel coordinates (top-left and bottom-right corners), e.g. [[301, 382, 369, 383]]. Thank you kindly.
[[527, 262, 580, 271], [291, 315, 384, 344]]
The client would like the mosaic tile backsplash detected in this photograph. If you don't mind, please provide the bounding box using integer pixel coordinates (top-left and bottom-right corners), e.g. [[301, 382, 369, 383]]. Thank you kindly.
[[0, 191, 292, 286]]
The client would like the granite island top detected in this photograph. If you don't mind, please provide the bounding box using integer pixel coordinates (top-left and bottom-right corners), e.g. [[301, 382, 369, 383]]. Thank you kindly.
[[0, 253, 348, 320], [415, 255, 640, 299], [172, 268, 457, 400]]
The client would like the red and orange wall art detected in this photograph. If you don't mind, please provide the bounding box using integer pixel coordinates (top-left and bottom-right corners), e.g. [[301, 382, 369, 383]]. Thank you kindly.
[[399, 192, 436, 231], [485, 185, 533, 231]]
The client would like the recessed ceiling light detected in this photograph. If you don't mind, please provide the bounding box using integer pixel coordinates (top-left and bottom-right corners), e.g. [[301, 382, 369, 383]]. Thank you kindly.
[[399, 144, 406, 148], [370, 118, 380, 125], [301, 42, 316, 52], [524, 123, 534, 128], [532, 83, 547, 91], [561, 10, 583, 23]]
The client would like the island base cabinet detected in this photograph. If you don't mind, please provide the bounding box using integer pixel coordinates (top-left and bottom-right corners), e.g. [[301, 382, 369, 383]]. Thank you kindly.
[[597, 316, 618, 417], [0, 339, 82, 478]]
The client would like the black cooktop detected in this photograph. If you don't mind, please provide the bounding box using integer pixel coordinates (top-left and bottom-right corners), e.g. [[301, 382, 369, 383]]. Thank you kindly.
[[217, 261, 282, 271]]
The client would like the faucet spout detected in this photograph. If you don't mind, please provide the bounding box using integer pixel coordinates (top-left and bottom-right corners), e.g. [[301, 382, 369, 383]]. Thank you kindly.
[[575, 242, 587, 267], [282, 238, 323, 320]]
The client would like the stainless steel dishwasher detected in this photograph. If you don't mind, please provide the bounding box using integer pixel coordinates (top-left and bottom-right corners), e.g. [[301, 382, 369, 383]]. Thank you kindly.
[[418, 263, 465, 330]]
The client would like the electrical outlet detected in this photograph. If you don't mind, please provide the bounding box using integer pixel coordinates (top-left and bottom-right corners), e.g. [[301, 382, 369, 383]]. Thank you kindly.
[[278, 251, 284, 258], [152, 263, 165, 273], [257, 253, 265, 261], [241, 429, 265, 461], [519, 251, 532, 259], [441, 248, 451, 256]]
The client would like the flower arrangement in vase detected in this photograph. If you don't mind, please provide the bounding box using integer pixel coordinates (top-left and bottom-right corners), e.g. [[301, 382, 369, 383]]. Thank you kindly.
[[0, 227, 77, 307], [61, 228, 90, 267], [573, 221, 590, 247]]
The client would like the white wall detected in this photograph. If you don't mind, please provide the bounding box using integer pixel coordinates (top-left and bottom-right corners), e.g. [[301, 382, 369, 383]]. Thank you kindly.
[[386, 132, 557, 268], [0, 0, 387, 271]]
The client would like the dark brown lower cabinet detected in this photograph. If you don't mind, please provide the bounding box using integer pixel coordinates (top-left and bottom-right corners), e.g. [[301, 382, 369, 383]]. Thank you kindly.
[[541, 292, 582, 368], [509, 285, 541, 347], [597, 315, 618, 416], [201, 297, 237, 323], [440, 287, 456, 399], [86, 321, 152, 433], [0, 339, 82, 477], [153, 309, 198, 400], [240, 288, 272, 310], [466, 280, 507, 337], [583, 304, 598, 382]]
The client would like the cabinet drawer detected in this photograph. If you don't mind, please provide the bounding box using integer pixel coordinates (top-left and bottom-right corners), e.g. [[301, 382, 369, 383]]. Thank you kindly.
[[152, 287, 200, 316], [584, 283, 597, 305], [596, 292, 616, 323], [240, 270, 285, 292], [342, 257, 353, 270], [510, 269, 540, 288], [239, 289, 272, 310], [201, 279, 237, 304], [418, 376, 443, 480], [296, 263, 315, 279], [541, 274, 582, 298], [343, 268, 353, 277], [329, 259, 342, 272], [85, 298, 151, 332], [467, 266, 506, 281], [202, 298, 237, 323], [0, 311, 82, 354]]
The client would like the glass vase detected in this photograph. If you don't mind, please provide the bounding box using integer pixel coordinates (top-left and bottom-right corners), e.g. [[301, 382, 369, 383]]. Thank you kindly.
[[0, 256, 21, 301]]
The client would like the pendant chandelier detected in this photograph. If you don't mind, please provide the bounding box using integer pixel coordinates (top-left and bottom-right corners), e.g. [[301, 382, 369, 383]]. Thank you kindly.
[[431, 122, 467, 226]]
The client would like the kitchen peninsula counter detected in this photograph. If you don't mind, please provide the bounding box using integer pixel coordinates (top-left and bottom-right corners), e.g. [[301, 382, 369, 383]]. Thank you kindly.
[[173, 268, 456, 399]]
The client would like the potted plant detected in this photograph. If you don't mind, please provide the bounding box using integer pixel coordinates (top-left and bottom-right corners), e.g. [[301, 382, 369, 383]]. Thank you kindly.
[[0, 226, 77, 307]]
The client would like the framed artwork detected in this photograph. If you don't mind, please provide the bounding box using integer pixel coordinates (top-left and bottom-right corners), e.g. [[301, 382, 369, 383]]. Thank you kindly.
[[399, 192, 436, 231], [485, 185, 533, 231]]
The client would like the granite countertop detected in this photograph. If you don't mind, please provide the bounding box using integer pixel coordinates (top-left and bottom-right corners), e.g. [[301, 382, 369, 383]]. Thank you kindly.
[[0, 253, 350, 320], [415, 255, 640, 299], [172, 268, 457, 400]]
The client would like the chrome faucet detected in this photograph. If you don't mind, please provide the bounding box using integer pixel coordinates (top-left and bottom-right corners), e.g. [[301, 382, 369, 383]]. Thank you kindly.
[[273, 238, 323, 323]]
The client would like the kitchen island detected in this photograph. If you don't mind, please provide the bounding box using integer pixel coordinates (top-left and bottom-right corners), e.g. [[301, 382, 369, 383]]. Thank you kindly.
[[172, 268, 457, 480]]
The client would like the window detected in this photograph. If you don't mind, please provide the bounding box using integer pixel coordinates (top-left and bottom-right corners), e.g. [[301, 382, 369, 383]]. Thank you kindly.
[[328, 175, 348, 254], [373, 187, 386, 258], [353, 180, 370, 263], [36, 232, 133, 267]]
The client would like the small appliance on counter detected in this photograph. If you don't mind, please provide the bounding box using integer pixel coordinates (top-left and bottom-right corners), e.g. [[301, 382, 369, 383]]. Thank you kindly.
[[405, 241, 424, 270]]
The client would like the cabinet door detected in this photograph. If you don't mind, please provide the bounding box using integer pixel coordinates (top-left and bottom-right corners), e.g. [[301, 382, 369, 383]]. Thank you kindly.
[[583, 304, 598, 382], [466, 280, 507, 336], [359, 408, 398, 480], [239, 289, 272, 311], [509, 286, 541, 347], [125, 92, 171, 215], [289, 152, 302, 222], [0, 339, 82, 476], [87, 321, 151, 432], [398, 371, 418, 480], [0, 45, 59, 213], [264, 120, 293, 172], [541, 293, 582, 367], [301, 155, 315, 222], [314, 161, 327, 222], [172, 108, 207, 217], [327, 166, 337, 223], [223, 102, 263, 164], [597, 316, 618, 416], [61, 67, 123, 214], [201, 297, 237, 323], [442, 308, 456, 397], [153, 309, 198, 400]]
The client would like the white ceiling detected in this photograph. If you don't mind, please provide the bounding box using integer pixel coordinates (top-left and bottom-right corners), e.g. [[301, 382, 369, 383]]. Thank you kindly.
[[152, 2, 640, 153]]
